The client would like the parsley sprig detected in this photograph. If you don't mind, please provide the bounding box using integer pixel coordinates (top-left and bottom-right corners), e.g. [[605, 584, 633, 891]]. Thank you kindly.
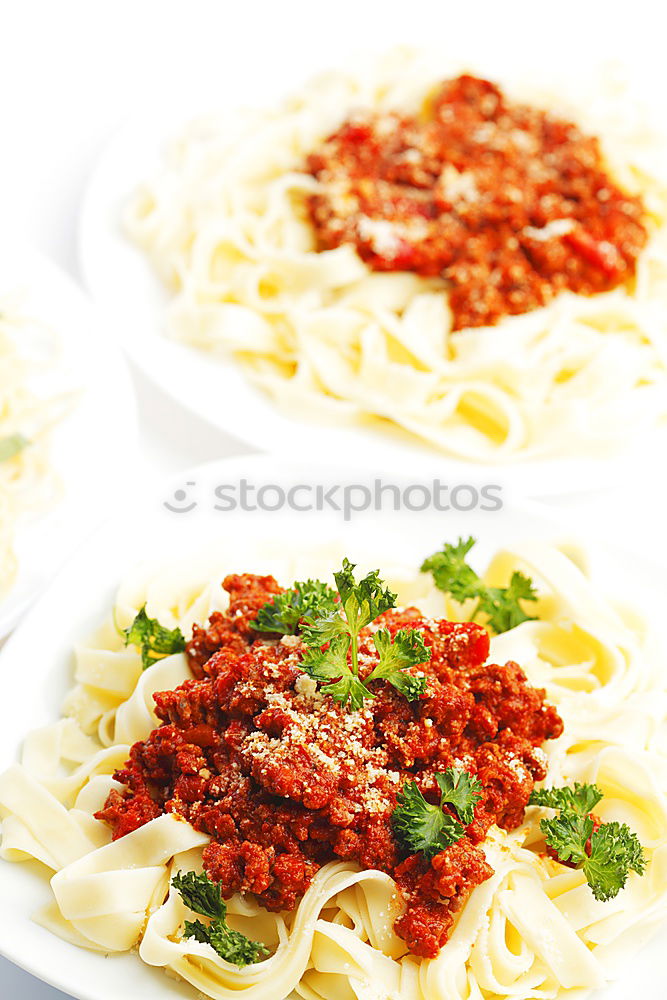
[[392, 766, 482, 859], [0, 433, 29, 463], [436, 767, 483, 825], [367, 628, 431, 703], [531, 782, 603, 816], [172, 871, 269, 967], [123, 606, 186, 670], [298, 559, 430, 709], [251, 579, 338, 635], [421, 536, 538, 634], [529, 782, 646, 901]]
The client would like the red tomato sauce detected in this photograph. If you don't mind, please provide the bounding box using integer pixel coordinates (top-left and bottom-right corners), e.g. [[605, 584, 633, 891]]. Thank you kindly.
[[97, 573, 563, 959], [305, 75, 647, 330]]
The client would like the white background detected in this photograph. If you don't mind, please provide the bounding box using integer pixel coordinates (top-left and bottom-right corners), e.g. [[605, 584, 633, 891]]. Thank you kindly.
[[0, 0, 666, 996]]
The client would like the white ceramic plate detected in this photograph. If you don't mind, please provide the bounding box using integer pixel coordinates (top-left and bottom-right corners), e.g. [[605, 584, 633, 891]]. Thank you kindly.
[[0, 242, 137, 638], [78, 49, 667, 497], [0, 453, 665, 1000]]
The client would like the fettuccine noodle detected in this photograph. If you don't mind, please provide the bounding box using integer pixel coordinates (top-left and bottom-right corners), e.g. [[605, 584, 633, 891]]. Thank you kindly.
[[1, 539, 666, 999], [0, 296, 71, 596], [125, 50, 667, 461]]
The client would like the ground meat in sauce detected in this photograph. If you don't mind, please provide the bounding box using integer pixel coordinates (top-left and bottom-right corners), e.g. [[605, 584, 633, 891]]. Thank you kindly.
[[305, 74, 648, 330], [97, 573, 564, 959]]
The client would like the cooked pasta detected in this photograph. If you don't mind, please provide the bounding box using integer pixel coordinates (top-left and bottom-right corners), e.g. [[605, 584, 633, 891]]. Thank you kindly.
[[124, 50, 667, 461], [0, 296, 72, 596], [1, 538, 666, 1000]]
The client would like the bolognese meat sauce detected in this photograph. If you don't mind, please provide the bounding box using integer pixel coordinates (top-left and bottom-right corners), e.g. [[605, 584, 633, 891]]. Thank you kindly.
[[305, 74, 648, 330], [97, 573, 563, 959]]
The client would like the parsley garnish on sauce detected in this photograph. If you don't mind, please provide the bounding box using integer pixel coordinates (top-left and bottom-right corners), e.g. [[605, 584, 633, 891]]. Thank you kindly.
[[421, 536, 538, 634], [172, 871, 269, 966], [298, 559, 430, 709], [392, 766, 482, 859], [368, 628, 431, 703], [435, 767, 483, 825], [530, 782, 646, 901], [250, 579, 338, 635], [252, 559, 431, 709], [123, 606, 186, 670]]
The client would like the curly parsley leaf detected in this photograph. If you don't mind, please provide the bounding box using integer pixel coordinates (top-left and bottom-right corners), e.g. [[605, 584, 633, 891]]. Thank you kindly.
[[531, 783, 646, 901], [392, 779, 465, 860], [421, 537, 538, 634], [173, 870, 225, 920], [254, 560, 429, 710], [366, 628, 430, 702], [297, 560, 433, 710], [584, 822, 647, 902], [334, 558, 397, 633], [420, 536, 478, 596], [300, 607, 350, 647], [476, 573, 539, 634], [183, 918, 268, 967], [251, 579, 337, 635], [380, 669, 428, 703], [436, 767, 483, 825], [0, 433, 30, 463], [301, 634, 374, 711], [541, 812, 594, 866], [123, 606, 186, 670], [301, 626, 429, 708], [530, 782, 603, 816], [173, 871, 268, 967], [324, 672, 372, 711]]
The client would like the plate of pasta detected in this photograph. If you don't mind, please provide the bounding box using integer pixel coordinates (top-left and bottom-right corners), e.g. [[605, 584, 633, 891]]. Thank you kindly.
[[0, 455, 666, 1000], [0, 241, 136, 638], [80, 48, 667, 492]]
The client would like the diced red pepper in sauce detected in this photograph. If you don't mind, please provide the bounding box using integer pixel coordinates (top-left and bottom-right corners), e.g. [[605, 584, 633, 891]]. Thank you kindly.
[[305, 74, 648, 330], [96, 573, 563, 959]]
